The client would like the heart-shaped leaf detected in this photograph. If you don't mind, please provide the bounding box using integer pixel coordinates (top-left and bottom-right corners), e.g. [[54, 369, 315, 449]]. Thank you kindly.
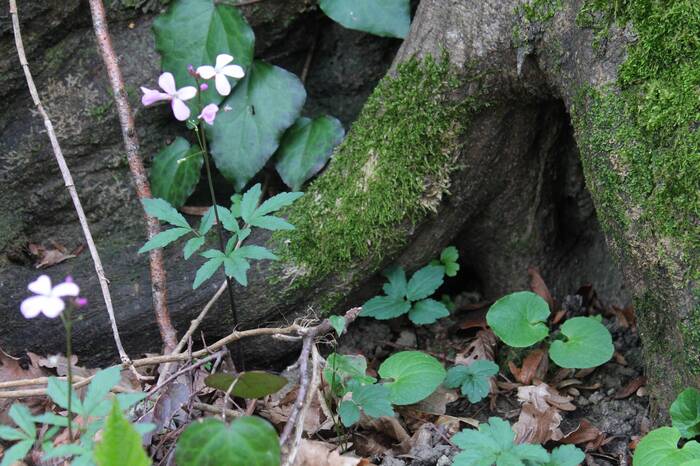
[[671, 388, 700, 439], [486, 291, 550, 347], [548, 317, 613, 369], [209, 61, 306, 191], [176, 416, 279, 466], [204, 371, 287, 399], [318, 0, 411, 38], [378, 351, 445, 405], [274, 115, 345, 191], [633, 427, 700, 466], [153, 0, 254, 105], [150, 138, 203, 208]]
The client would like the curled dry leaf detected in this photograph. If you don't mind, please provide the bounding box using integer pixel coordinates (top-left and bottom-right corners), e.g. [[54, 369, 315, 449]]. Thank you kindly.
[[454, 329, 497, 366], [614, 376, 646, 400], [509, 349, 548, 385], [560, 419, 605, 448], [293, 439, 366, 466], [514, 402, 563, 444], [528, 266, 555, 311], [517, 383, 576, 412], [28, 241, 83, 268]]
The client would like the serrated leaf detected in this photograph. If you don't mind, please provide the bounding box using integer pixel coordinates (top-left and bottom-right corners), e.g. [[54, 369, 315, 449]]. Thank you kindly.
[[360, 295, 411, 320], [444, 360, 498, 403], [204, 371, 287, 399], [150, 138, 203, 208], [382, 266, 407, 299], [141, 198, 190, 229], [633, 427, 700, 466], [193, 257, 224, 289], [318, 0, 411, 38], [486, 291, 551, 347], [352, 383, 394, 419], [324, 353, 376, 395], [43, 443, 88, 460], [224, 255, 250, 286], [184, 236, 207, 259], [440, 246, 459, 264], [274, 115, 345, 190], [0, 439, 33, 466], [408, 298, 449, 325], [338, 400, 361, 427], [199, 205, 226, 236], [671, 388, 700, 439], [138, 227, 192, 254], [83, 366, 121, 417], [153, 0, 254, 106], [549, 316, 613, 369], [235, 245, 278, 261], [240, 183, 262, 223], [33, 412, 69, 427], [254, 191, 304, 217], [444, 262, 460, 277], [8, 404, 35, 439], [0, 425, 27, 441], [329, 315, 345, 335], [544, 444, 586, 466], [176, 417, 280, 466], [378, 351, 446, 405], [406, 265, 445, 301], [93, 401, 150, 466], [209, 61, 306, 191], [46, 377, 83, 416], [248, 214, 294, 231]]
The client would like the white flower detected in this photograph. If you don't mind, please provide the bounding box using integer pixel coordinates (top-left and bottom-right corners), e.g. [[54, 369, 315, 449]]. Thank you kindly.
[[197, 54, 245, 96], [140, 72, 197, 121], [20, 275, 80, 319]]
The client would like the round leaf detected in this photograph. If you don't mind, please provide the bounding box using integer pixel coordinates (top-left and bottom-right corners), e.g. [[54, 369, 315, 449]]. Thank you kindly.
[[378, 351, 446, 405], [633, 427, 700, 466], [318, 0, 411, 38], [274, 115, 345, 191], [486, 291, 550, 347], [150, 138, 203, 208], [176, 416, 280, 466], [671, 388, 700, 439], [204, 371, 287, 399], [548, 317, 614, 369]]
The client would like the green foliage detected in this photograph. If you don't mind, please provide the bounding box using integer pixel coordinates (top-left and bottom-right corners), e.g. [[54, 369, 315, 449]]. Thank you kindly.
[[94, 401, 150, 466], [543, 445, 586, 466], [318, 0, 411, 38], [150, 138, 203, 208], [324, 353, 376, 396], [175, 416, 280, 466], [486, 291, 550, 348], [671, 388, 700, 439], [378, 351, 446, 405], [0, 404, 36, 466], [329, 315, 346, 335], [204, 371, 287, 399], [633, 427, 700, 466], [209, 61, 307, 191], [338, 382, 395, 427], [439, 246, 460, 277], [444, 360, 499, 403], [548, 317, 614, 369], [274, 115, 345, 191]]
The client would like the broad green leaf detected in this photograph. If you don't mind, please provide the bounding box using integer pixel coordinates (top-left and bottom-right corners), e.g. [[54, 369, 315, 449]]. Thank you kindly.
[[223, 255, 250, 286], [176, 416, 280, 466], [150, 138, 203, 208], [193, 257, 224, 289], [408, 298, 449, 325], [544, 444, 586, 466], [83, 366, 121, 417], [444, 360, 499, 403], [360, 295, 411, 320], [378, 351, 446, 405], [549, 317, 614, 368], [141, 198, 190, 229], [671, 388, 700, 438], [633, 427, 700, 466], [338, 400, 361, 427], [324, 353, 376, 394], [209, 61, 306, 191], [274, 115, 345, 190], [0, 439, 33, 466], [94, 401, 150, 466], [138, 227, 192, 254], [235, 245, 278, 261], [406, 265, 445, 301], [318, 0, 411, 38], [382, 266, 408, 299], [352, 383, 394, 419], [329, 315, 345, 335], [46, 377, 83, 416], [440, 246, 460, 277], [248, 214, 294, 231], [254, 191, 304, 217], [240, 183, 262, 223], [8, 404, 35, 439], [153, 0, 254, 105], [204, 371, 287, 399], [184, 236, 207, 259], [486, 291, 550, 347], [0, 426, 27, 441]]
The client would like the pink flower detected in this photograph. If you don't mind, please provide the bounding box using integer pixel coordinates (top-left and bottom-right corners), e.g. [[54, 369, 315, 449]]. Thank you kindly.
[[196, 54, 245, 96], [140, 72, 197, 121], [198, 103, 219, 125], [20, 275, 80, 319]]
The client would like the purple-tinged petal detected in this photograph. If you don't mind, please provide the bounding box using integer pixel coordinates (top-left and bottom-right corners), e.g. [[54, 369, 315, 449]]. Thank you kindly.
[[52, 281, 80, 298], [215, 54, 234, 69], [76, 297, 88, 308], [141, 87, 170, 106], [21, 295, 49, 318], [215, 73, 232, 96], [41, 297, 66, 318], [28, 275, 52, 296], [176, 86, 197, 101], [200, 83, 209, 91], [221, 64, 244, 79], [158, 72, 177, 95], [171, 98, 191, 121], [198, 104, 219, 125], [196, 65, 216, 80]]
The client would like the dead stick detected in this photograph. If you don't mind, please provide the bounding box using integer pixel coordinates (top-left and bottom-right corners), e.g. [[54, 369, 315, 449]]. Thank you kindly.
[[9, 0, 131, 366], [87, 0, 178, 352]]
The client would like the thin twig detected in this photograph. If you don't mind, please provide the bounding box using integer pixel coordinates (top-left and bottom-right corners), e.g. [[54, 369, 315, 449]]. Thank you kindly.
[[300, 30, 318, 84], [191, 402, 241, 419], [145, 351, 223, 400], [9, 0, 131, 366], [87, 0, 178, 352]]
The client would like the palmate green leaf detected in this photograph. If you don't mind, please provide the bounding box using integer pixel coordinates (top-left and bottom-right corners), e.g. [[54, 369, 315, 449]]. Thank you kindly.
[[193, 256, 224, 289], [486, 291, 551, 348], [378, 351, 445, 405], [204, 371, 287, 399], [406, 265, 445, 301], [46, 377, 83, 416], [83, 366, 121, 418], [318, 0, 411, 38], [248, 214, 294, 231], [274, 115, 345, 190], [175, 416, 280, 466], [199, 205, 226, 236], [255, 191, 304, 216], [408, 298, 449, 325], [548, 316, 614, 369], [240, 183, 262, 223], [93, 401, 150, 466], [633, 427, 700, 466], [235, 245, 278, 261], [8, 404, 35, 439], [382, 266, 407, 299], [209, 61, 306, 191], [444, 360, 499, 404], [184, 236, 206, 259], [150, 138, 203, 208], [323, 353, 376, 395], [138, 227, 192, 254], [439, 246, 460, 277], [360, 295, 411, 320], [141, 198, 190, 229], [0, 425, 27, 441], [329, 315, 346, 335], [153, 0, 254, 106], [0, 439, 33, 466], [224, 255, 251, 286], [544, 444, 586, 466], [671, 388, 700, 438]]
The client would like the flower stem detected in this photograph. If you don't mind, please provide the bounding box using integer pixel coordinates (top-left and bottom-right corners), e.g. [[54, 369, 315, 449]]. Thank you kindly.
[[61, 309, 74, 441]]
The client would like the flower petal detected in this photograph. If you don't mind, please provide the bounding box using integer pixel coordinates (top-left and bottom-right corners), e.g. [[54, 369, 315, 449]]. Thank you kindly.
[[171, 98, 191, 121], [198, 103, 219, 125], [215, 53, 234, 69], [41, 297, 66, 318], [196, 65, 216, 80], [158, 72, 177, 95], [176, 86, 197, 101], [52, 281, 80, 298], [141, 87, 171, 106], [221, 64, 245, 79], [215, 73, 232, 96], [28, 275, 52, 296], [21, 296, 49, 318]]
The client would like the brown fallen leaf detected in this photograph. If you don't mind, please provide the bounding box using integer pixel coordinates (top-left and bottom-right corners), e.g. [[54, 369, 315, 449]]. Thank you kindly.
[[560, 419, 605, 447], [180, 205, 210, 216], [455, 329, 497, 366], [0, 348, 50, 424], [28, 242, 83, 269], [457, 309, 488, 331], [513, 402, 563, 444], [517, 383, 576, 412], [528, 267, 555, 311], [614, 376, 647, 400], [509, 349, 548, 385], [294, 439, 367, 466], [610, 304, 636, 328]]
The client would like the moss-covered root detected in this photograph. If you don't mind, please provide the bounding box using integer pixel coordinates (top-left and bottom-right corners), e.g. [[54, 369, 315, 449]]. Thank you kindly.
[[274, 55, 478, 291]]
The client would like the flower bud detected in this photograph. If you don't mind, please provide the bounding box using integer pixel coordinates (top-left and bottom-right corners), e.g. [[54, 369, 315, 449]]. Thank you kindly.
[[200, 83, 209, 91], [75, 297, 88, 308], [187, 64, 198, 77]]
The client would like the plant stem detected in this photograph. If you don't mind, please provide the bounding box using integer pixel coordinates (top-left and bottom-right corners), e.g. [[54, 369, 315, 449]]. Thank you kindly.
[[61, 309, 74, 441]]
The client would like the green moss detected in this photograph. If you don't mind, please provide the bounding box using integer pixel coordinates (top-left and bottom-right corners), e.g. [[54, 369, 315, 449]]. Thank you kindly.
[[274, 55, 480, 286], [520, 0, 562, 23]]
